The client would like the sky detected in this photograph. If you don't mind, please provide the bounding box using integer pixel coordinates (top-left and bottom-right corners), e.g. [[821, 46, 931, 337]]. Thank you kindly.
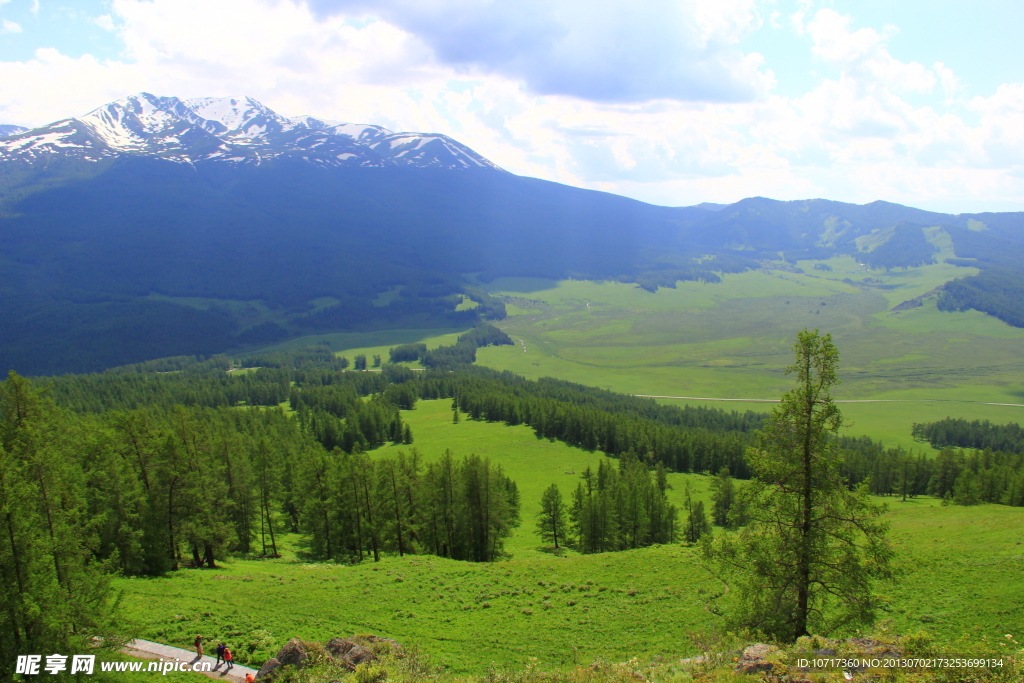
[[1, 0, 1022, 213]]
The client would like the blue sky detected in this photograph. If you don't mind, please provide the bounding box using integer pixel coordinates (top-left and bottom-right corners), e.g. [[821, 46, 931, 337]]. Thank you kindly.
[[1, 0, 1022, 212]]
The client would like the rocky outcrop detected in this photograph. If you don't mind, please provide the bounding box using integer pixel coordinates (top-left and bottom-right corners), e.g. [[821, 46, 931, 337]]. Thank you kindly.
[[256, 635, 402, 680], [734, 643, 780, 674]]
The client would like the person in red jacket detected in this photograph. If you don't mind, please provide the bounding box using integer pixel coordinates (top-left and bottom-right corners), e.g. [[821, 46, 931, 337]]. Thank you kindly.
[[223, 646, 234, 671]]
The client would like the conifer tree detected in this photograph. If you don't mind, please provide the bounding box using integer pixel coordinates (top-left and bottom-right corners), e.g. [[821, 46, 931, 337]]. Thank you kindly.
[[0, 372, 121, 676], [702, 330, 895, 641], [682, 482, 711, 543], [709, 467, 735, 526], [536, 483, 568, 548]]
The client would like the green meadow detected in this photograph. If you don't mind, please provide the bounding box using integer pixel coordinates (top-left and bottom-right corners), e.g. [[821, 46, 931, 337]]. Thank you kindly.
[[252, 258, 1024, 451], [469, 261, 1024, 451], [249, 327, 468, 368], [371, 399, 716, 558], [114, 399, 1024, 674], [144, 260, 1024, 676]]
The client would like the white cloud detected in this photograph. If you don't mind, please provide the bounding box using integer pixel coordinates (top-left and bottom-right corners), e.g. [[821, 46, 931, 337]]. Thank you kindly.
[[0, 0, 1020, 213], [303, 0, 770, 103], [94, 14, 116, 31], [1, 19, 22, 33]]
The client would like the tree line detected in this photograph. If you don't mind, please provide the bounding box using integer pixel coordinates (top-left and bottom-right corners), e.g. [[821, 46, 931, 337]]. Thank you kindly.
[[937, 267, 1024, 328], [913, 416, 1024, 453], [536, 455, 677, 553], [49, 344, 1000, 508], [299, 449, 519, 563]]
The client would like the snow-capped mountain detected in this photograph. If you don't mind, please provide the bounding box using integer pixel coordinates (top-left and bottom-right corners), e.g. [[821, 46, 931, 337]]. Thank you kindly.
[[0, 93, 503, 171], [0, 124, 28, 137]]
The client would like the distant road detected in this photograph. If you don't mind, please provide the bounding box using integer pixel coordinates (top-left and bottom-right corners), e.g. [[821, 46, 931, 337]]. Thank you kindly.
[[634, 395, 1024, 408]]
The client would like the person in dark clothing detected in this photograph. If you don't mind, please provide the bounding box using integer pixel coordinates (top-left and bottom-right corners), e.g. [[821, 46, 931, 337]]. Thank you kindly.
[[215, 643, 226, 667]]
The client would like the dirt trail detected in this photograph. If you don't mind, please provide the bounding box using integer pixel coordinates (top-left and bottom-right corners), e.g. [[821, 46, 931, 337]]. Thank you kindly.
[[123, 639, 259, 682]]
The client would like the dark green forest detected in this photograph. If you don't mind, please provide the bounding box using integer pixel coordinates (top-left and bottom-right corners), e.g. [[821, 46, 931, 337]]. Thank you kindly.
[[7, 329, 1024, 678], [859, 223, 937, 269], [937, 267, 1024, 327]]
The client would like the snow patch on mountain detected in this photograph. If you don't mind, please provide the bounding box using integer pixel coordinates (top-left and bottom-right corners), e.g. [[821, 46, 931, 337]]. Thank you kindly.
[[0, 93, 504, 171], [0, 124, 28, 138]]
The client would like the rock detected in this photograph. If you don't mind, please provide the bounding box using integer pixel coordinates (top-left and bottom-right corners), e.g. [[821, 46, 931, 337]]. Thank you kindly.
[[324, 637, 357, 658], [258, 635, 401, 678], [274, 638, 311, 667], [324, 635, 402, 669], [734, 643, 779, 674], [324, 638, 374, 669], [255, 657, 280, 680]]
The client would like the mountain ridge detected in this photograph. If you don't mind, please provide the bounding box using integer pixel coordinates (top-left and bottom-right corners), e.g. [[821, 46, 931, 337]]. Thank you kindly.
[[2, 93, 1024, 375], [0, 92, 502, 170]]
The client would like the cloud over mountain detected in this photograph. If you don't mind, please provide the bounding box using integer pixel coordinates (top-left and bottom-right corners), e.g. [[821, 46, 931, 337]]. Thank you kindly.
[[304, 0, 769, 103]]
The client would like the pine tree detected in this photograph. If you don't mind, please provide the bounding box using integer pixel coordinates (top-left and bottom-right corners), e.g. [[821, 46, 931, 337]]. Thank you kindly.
[[0, 373, 121, 676], [702, 330, 896, 641], [709, 467, 735, 526], [536, 483, 568, 548], [682, 482, 711, 543]]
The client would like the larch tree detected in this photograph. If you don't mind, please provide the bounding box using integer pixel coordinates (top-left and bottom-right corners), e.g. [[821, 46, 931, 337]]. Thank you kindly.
[[682, 482, 711, 543], [536, 483, 568, 549], [709, 467, 735, 527], [702, 330, 896, 642]]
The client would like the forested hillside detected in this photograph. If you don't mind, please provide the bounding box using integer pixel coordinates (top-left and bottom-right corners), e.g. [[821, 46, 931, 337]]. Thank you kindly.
[[937, 268, 1024, 327], [3, 105, 1024, 375], [858, 222, 938, 269], [9, 326, 1024, 680]]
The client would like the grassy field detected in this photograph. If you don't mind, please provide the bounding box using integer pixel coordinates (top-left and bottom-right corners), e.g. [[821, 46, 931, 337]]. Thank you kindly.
[[236, 259, 1024, 450], [372, 399, 717, 558], [114, 399, 1024, 676], [116, 261, 1024, 679], [245, 327, 470, 367], [474, 261, 1024, 451]]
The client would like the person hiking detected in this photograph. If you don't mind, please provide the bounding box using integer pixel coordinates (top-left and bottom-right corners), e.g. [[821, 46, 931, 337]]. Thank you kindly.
[[245, 674, 255, 683], [215, 642, 226, 667], [223, 646, 234, 670], [193, 635, 204, 658]]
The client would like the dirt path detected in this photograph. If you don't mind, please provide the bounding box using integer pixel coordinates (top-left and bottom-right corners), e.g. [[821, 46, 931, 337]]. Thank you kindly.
[[123, 639, 259, 682]]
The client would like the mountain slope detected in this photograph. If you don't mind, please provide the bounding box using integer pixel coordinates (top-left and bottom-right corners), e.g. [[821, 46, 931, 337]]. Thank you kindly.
[[2, 94, 1024, 375], [0, 93, 500, 170]]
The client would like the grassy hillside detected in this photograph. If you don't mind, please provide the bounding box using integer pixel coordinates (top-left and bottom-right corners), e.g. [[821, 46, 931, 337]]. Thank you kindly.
[[114, 401, 1024, 675], [471, 261, 1024, 451], [371, 399, 717, 558]]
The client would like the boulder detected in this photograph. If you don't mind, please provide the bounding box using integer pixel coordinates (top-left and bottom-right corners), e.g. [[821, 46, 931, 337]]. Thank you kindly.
[[324, 638, 374, 669], [324, 635, 402, 669], [258, 635, 401, 678], [255, 658, 280, 680], [274, 638, 311, 668], [734, 643, 779, 674]]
